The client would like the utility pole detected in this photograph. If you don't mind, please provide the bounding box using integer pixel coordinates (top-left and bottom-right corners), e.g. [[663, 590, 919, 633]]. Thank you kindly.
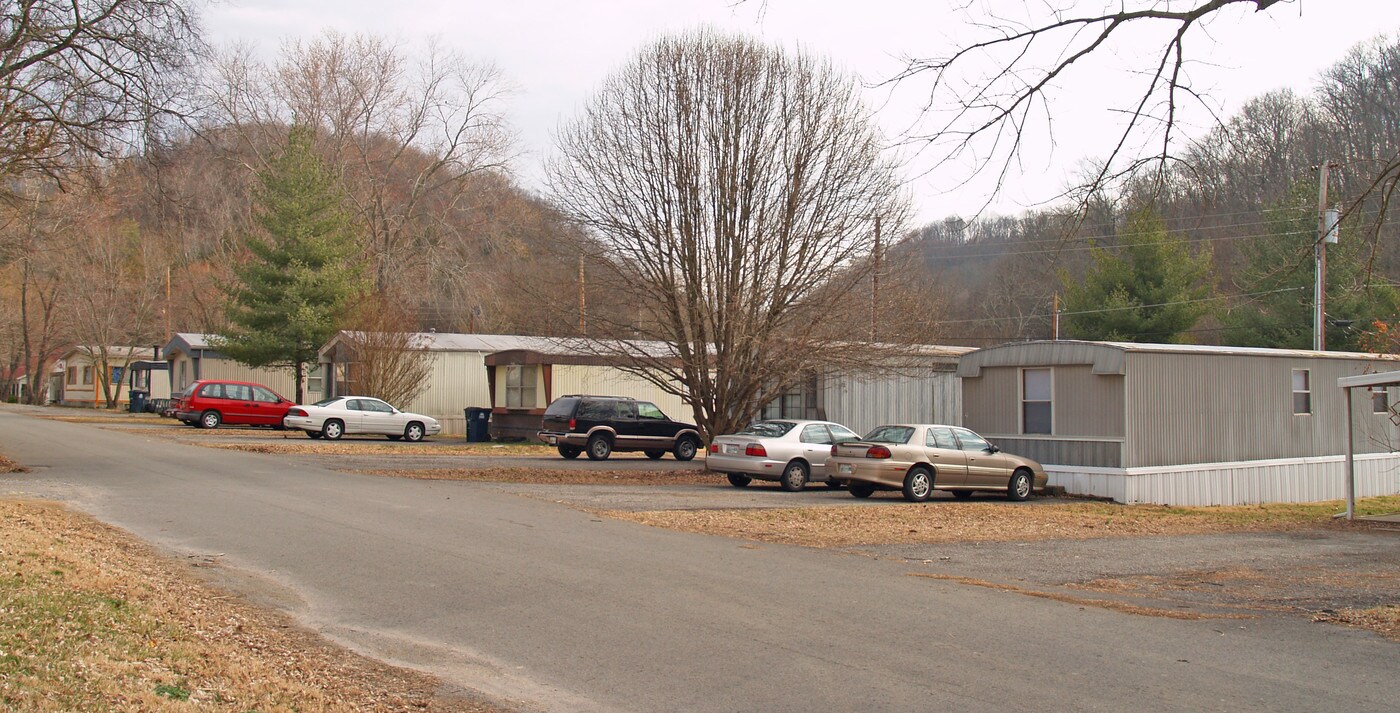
[[578, 254, 587, 336], [1052, 294, 1060, 340], [1315, 161, 1339, 351], [871, 215, 881, 343]]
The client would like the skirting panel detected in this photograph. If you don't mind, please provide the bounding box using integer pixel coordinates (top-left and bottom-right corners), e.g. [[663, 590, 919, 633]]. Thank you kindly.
[[1045, 453, 1400, 505]]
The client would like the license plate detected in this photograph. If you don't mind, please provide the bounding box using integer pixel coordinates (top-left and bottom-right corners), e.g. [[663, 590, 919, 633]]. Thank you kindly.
[[838, 464, 853, 474], [546, 436, 557, 445], [724, 445, 740, 454]]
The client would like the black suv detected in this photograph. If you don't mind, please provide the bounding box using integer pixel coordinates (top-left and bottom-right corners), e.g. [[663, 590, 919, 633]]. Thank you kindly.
[[539, 395, 703, 461]]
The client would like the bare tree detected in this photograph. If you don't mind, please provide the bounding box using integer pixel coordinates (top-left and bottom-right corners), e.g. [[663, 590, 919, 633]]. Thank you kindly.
[[549, 29, 917, 439], [342, 294, 433, 408], [4, 182, 71, 404], [892, 0, 1291, 211], [0, 0, 204, 183], [205, 32, 514, 295]]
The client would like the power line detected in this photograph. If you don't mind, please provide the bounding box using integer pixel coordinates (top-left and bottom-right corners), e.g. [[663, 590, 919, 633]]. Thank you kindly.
[[930, 286, 1310, 326]]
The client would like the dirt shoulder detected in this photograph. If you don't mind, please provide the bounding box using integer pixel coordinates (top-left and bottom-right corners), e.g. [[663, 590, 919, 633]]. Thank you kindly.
[[0, 497, 509, 712]]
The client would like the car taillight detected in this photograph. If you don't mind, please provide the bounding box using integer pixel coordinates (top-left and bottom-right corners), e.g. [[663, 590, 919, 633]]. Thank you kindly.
[[709, 443, 719, 453], [866, 445, 892, 459], [831, 445, 838, 457], [745, 443, 767, 457], [288, 408, 307, 417], [568, 418, 576, 430]]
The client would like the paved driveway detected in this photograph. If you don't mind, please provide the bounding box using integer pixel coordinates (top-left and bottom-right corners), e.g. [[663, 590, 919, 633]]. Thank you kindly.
[[2, 406, 1397, 713]]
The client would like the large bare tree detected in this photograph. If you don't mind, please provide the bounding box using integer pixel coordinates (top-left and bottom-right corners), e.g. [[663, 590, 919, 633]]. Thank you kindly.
[[548, 29, 916, 439], [0, 0, 203, 182]]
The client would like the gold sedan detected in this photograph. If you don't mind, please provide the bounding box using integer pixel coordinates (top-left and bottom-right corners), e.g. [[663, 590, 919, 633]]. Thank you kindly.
[[829, 424, 1048, 502]]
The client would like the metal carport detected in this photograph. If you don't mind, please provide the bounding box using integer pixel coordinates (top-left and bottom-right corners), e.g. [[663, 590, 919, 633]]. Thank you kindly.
[[1337, 370, 1400, 519]]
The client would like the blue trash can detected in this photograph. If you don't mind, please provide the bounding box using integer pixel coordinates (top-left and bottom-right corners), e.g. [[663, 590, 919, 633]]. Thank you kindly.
[[464, 407, 491, 442]]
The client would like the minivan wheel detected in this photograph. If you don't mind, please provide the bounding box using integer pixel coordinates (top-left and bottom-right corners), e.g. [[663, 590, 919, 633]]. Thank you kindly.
[[726, 473, 752, 488], [780, 460, 809, 492], [902, 466, 934, 502], [200, 410, 221, 429], [404, 422, 425, 442], [673, 437, 698, 462], [586, 434, 612, 460], [558, 445, 582, 459], [1007, 468, 1034, 501], [306, 430, 322, 439], [322, 419, 344, 440], [644, 449, 666, 460], [849, 482, 876, 498]]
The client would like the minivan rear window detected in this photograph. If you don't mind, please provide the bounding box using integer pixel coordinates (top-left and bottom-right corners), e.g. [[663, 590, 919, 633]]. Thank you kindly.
[[545, 397, 580, 418]]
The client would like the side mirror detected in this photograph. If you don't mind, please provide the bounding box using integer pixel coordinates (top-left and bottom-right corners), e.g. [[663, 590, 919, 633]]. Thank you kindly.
[[987, 445, 1000, 454]]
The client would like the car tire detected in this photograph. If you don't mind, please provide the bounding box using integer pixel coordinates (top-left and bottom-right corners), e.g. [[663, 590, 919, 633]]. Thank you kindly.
[[586, 434, 612, 460], [902, 466, 934, 502], [726, 473, 752, 488], [322, 419, 344, 440], [673, 436, 699, 462], [849, 482, 876, 498], [951, 489, 974, 500], [779, 460, 809, 492], [1007, 468, 1034, 501], [199, 410, 221, 429], [644, 449, 666, 460], [558, 445, 582, 459], [306, 430, 322, 439], [404, 422, 425, 442]]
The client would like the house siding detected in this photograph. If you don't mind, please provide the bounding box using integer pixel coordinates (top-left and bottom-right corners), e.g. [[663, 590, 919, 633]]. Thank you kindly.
[[821, 368, 962, 436], [1124, 352, 1398, 467]]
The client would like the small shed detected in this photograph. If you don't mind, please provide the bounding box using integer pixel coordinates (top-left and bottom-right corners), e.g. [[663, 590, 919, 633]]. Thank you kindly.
[[162, 333, 312, 401], [958, 340, 1400, 505]]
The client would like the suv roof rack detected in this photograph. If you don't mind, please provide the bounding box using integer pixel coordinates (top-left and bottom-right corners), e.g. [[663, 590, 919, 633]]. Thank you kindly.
[[560, 394, 632, 400]]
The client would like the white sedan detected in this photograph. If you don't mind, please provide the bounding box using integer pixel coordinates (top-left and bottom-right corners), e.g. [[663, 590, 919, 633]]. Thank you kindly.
[[284, 396, 442, 442]]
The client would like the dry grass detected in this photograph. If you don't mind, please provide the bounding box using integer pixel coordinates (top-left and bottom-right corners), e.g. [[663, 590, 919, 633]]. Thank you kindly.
[[0, 499, 502, 712], [354, 467, 717, 486], [203, 441, 555, 456], [1315, 606, 1400, 641], [0, 453, 27, 473], [608, 496, 1400, 547]]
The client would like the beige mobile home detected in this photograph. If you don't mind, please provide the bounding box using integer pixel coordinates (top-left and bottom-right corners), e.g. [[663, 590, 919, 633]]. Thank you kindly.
[[59, 346, 165, 408], [958, 340, 1400, 505]]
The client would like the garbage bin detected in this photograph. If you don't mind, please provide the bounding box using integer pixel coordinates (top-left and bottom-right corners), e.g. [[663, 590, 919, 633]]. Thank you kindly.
[[128, 389, 148, 414], [464, 407, 491, 442]]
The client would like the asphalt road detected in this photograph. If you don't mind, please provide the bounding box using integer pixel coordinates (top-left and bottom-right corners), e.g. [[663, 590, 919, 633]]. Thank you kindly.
[[2, 406, 1397, 712]]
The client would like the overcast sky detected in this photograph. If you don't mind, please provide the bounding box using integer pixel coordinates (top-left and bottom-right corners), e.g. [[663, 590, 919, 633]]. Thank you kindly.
[[204, 1, 1400, 226]]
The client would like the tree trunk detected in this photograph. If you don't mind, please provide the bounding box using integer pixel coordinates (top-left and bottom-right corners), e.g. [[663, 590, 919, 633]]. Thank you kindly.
[[294, 360, 305, 404]]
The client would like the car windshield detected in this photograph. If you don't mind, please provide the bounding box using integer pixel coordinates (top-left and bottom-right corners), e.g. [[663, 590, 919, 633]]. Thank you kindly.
[[736, 421, 796, 438], [313, 397, 342, 407], [863, 425, 915, 445]]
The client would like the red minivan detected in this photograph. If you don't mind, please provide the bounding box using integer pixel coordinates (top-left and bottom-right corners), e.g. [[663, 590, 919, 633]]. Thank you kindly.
[[173, 380, 295, 429]]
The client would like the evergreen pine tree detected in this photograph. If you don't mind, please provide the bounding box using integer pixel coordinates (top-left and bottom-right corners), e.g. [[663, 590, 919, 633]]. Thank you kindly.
[[217, 126, 364, 402], [1061, 209, 1213, 343]]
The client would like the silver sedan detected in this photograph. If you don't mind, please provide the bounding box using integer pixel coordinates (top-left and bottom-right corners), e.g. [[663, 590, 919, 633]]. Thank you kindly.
[[283, 396, 442, 442], [705, 420, 863, 491]]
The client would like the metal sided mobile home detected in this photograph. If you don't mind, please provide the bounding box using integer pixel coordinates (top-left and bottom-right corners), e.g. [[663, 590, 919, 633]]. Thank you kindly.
[[163, 333, 311, 401], [958, 340, 1400, 505]]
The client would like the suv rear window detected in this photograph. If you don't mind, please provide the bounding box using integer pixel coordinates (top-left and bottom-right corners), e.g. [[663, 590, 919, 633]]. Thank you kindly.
[[545, 397, 580, 418], [576, 399, 616, 420]]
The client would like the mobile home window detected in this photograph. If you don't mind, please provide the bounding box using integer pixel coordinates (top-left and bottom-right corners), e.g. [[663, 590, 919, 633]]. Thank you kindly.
[[505, 365, 536, 409], [1022, 368, 1052, 434], [81, 366, 93, 385], [1292, 369, 1311, 415], [1373, 387, 1389, 414], [67, 367, 76, 385]]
